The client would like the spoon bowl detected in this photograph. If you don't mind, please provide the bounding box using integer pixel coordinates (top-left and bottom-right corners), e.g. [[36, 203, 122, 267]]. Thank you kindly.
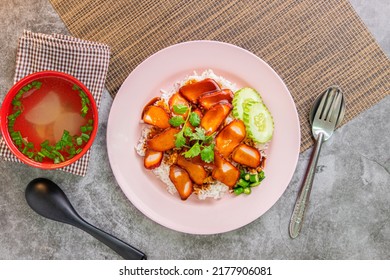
[[26, 178, 146, 260], [26, 178, 81, 225]]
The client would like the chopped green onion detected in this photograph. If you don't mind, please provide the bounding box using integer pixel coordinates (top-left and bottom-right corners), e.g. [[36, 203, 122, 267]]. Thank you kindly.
[[60, 130, 72, 146], [258, 171, 265, 180], [69, 147, 76, 156], [40, 140, 50, 148], [233, 187, 244, 195], [243, 187, 251, 195], [75, 148, 83, 154], [237, 178, 250, 188], [16, 90, 24, 99], [11, 131, 22, 142], [55, 142, 62, 150], [8, 119, 15, 128], [22, 146, 29, 154], [37, 152, 46, 158], [52, 150, 64, 162], [34, 155, 43, 162], [34, 81, 42, 89], [8, 110, 21, 121], [249, 174, 258, 183], [76, 137, 83, 146], [81, 133, 90, 141], [41, 149, 52, 158], [12, 100, 21, 106]]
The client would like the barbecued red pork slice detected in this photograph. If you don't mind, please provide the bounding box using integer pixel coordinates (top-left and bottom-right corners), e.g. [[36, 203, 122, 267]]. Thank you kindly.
[[146, 127, 180, 151], [200, 102, 232, 135], [215, 119, 246, 157], [231, 144, 261, 168], [212, 151, 240, 188], [198, 89, 233, 109], [142, 105, 170, 129], [169, 165, 194, 200], [179, 78, 220, 103]]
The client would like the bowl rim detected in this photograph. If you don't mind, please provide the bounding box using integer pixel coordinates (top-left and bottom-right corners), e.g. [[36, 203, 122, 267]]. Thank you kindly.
[[0, 70, 98, 169]]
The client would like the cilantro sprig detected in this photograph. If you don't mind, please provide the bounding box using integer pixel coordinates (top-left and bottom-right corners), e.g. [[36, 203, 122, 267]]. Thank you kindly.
[[182, 142, 201, 158], [200, 144, 215, 163], [170, 105, 215, 163], [169, 116, 185, 127], [173, 104, 188, 114], [183, 127, 215, 163], [189, 112, 201, 127], [175, 130, 187, 148]]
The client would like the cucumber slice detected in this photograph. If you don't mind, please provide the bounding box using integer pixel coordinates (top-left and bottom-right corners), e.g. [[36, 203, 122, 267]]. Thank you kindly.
[[243, 101, 274, 143], [232, 88, 262, 120]]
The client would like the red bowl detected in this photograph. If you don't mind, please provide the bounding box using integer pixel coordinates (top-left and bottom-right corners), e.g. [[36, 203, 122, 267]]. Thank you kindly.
[[0, 71, 98, 169]]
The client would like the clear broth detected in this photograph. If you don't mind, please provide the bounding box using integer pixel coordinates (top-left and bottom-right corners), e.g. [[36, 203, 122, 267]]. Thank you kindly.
[[9, 77, 93, 163]]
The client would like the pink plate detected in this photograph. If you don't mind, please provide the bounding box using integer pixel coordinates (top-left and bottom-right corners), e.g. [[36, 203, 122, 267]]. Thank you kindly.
[[107, 41, 300, 234]]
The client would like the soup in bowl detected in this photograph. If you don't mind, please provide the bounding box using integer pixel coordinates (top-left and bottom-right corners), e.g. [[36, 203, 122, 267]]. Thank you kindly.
[[0, 71, 98, 169]]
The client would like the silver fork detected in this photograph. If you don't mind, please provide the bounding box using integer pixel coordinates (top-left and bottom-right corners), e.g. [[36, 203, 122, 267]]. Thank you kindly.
[[289, 87, 344, 238]]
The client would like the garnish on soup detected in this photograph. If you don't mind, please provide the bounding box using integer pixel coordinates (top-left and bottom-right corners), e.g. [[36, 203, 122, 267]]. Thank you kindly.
[[7, 77, 94, 164], [136, 70, 274, 200]]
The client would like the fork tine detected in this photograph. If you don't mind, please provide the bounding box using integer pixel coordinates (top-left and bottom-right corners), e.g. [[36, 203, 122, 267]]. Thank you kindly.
[[324, 87, 338, 120], [329, 91, 342, 124], [314, 89, 329, 120]]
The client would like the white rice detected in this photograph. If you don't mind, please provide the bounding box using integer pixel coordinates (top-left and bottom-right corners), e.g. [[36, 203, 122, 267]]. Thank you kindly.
[[135, 69, 266, 200]]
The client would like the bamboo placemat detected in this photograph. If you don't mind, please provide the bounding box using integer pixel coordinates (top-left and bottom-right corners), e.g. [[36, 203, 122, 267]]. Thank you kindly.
[[49, 0, 389, 152]]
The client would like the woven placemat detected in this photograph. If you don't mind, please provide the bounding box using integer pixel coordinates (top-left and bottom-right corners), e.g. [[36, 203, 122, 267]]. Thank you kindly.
[[49, 0, 389, 152]]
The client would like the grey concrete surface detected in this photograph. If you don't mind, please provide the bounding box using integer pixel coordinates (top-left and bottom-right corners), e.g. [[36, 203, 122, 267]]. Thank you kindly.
[[0, 0, 389, 260]]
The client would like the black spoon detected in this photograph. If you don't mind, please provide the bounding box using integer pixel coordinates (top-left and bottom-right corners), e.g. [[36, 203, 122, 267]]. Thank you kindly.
[[25, 178, 146, 260]]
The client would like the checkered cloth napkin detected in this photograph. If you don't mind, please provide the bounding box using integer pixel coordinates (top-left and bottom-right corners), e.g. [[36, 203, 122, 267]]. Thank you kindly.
[[0, 30, 110, 176]]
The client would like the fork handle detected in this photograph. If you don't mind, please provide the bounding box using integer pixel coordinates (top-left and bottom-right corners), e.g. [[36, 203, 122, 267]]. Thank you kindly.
[[289, 132, 324, 238]]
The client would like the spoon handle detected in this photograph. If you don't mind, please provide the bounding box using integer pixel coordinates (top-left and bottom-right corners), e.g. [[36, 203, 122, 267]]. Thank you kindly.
[[75, 218, 146, 260], [289, 132, 324, 238]]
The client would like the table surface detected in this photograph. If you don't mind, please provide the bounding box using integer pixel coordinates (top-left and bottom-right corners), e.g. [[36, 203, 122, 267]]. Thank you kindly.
[[0, 0, 389, 260]]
